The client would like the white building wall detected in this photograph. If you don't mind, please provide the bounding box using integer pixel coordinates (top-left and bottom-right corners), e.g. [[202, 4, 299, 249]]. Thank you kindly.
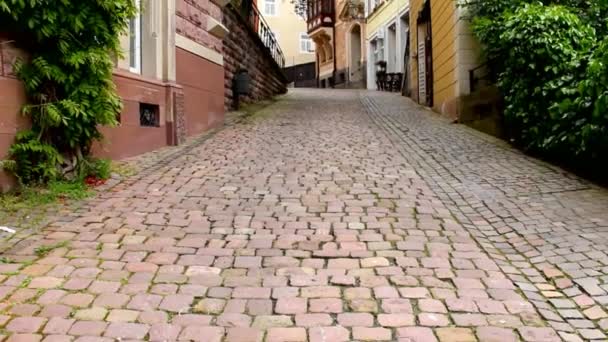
[[365, 8, 409, 90], [366, 40, 374, 89]]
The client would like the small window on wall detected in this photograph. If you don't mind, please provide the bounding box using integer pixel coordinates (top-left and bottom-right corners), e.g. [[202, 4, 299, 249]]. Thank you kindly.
[[140, 103, 160, 127], [300, 33, 314, 53], [264, 0, 277, 16], [129, 0, 142, 73]]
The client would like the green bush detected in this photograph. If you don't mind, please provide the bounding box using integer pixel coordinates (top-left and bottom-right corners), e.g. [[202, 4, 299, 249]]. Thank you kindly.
[[0, 0, 136, 184], [83, 158, 112, 180], [498, 5, 596, 151], [464, 0, 607, 173], [553, 37, 608, 161], [463, 0, 527, 80], [4, 131, 63, 184]]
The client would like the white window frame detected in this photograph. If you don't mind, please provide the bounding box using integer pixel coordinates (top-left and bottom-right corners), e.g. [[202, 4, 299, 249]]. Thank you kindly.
[[129, 0, 142, 74], [264, 0, 278, 16], [299, 33, 314, 53]]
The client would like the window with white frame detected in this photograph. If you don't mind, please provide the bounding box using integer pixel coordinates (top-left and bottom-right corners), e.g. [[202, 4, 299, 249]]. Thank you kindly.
[[129, 0, 142, 73], [264, 0, 278, 16], [370, 0, 382, 11], [373, 37, 384, 62], [300, 33, 314, 53]]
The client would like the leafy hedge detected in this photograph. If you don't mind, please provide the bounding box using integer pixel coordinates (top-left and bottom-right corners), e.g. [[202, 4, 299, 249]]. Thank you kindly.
[[0, 0, 136, 184], [463, 0, 608, 172]]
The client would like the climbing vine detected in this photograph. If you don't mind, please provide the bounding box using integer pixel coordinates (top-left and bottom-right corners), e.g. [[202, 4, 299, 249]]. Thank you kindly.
[[0, 0, 137, 184], [462, 0, 608, 173]]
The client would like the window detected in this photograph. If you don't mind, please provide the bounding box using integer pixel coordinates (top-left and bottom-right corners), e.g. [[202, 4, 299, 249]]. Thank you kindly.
[[373, 38, 384, 62], [129, 0, 142, 73], [140, 103, 160, 127], [299, 33, 314, 53], [264, 0, 277, 16]]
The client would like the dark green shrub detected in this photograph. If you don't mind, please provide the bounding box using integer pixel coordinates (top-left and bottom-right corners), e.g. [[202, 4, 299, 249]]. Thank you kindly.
[[551, 37, 608, 161], [83, 158, 112, 180], [497, 5, 596, 152], [0, 0, 136, 184], [464, 0, 608, 174], [3, 131, 62, 184]]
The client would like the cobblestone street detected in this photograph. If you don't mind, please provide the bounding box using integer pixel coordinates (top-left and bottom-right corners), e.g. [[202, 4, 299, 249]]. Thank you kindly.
[[1, 89, 608, 341]]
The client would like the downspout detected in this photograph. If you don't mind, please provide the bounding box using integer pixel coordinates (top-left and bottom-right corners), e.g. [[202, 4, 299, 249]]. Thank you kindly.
[[316, 51, 320, 87], [332, 3, 337, 88]]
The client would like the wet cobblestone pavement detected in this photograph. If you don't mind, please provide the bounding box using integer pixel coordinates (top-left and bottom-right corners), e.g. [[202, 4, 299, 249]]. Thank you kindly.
[[0, 89, 607, 341]]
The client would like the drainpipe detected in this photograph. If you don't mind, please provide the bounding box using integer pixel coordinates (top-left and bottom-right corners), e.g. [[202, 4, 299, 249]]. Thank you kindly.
[[332, 9, 337, 87], [316, 51, 320, 87]]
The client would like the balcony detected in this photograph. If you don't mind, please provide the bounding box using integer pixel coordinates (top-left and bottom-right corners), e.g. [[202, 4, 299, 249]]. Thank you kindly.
[[307, 0, 335, 33]]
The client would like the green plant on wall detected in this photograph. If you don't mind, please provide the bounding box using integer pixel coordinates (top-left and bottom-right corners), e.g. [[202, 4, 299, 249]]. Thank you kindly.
[[0, 0, 137, 184], [462, 0, 608, 172]]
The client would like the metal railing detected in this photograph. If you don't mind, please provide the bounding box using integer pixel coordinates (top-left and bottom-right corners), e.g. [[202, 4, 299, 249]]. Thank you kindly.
[[242, 3, 286, 68], [469, 60, 499, 93]]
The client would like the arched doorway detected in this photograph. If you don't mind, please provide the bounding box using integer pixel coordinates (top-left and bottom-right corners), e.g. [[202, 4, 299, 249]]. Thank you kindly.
[[348, 24, 362, 84]]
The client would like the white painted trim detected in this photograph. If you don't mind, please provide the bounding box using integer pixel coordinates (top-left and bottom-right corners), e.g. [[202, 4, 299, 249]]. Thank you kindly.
[[176, 34, 224, 66], [455, 5, 462, 97], [210, 0, 230, 7], [386, 18, 398, 30], [319, 69, 333, 78], [367, 4, 410, 39], [398, 6, 410, 19], [207, 17, 229, 39], [129, 0, 142, 74], [366, 41, 374, 89]]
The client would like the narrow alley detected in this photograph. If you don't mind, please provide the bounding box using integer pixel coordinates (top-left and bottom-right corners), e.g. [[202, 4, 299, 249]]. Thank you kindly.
[[1, 89, 607, 341]]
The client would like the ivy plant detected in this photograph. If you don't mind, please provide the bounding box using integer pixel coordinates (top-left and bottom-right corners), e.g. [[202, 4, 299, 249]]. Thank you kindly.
[[497, 5, 596, 151], [463, 0, 608, 174], [0, 0, 136, 184]]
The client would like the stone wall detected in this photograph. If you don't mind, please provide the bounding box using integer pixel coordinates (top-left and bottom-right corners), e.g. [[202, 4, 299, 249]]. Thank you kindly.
[[176, 0, 223, 54], [0, 35, 28, 191], [222, 5, 288, 110]]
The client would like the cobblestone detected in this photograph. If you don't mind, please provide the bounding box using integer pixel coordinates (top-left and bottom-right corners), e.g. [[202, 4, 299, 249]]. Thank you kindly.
[[1, 89, 608, 340]]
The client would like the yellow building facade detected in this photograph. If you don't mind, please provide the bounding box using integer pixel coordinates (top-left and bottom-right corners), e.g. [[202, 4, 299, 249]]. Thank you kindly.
[[262, 0, 316, 67], [409, 0, 481, 117]]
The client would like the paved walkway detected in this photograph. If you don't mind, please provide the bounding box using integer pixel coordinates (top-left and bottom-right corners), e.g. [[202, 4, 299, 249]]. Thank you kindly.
[[1, 89, 607, 341]]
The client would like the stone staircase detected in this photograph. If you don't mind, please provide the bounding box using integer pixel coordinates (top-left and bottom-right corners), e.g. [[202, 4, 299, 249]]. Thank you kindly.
[[458, 85, 504, 138]]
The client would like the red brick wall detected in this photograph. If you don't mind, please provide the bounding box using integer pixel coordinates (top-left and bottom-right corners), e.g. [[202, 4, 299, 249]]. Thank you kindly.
[[176, 0, 223, 54], [0, 36, 28, 191], [92, 71, 173, 160], [174, 0, 226, 135], [176, 47, 225, 137]]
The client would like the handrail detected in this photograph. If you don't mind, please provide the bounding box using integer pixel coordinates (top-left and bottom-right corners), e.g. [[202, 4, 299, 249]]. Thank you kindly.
[[468, 58, 499, 93], [469, 62, 488, 93], [243, 3, 286, 68]]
